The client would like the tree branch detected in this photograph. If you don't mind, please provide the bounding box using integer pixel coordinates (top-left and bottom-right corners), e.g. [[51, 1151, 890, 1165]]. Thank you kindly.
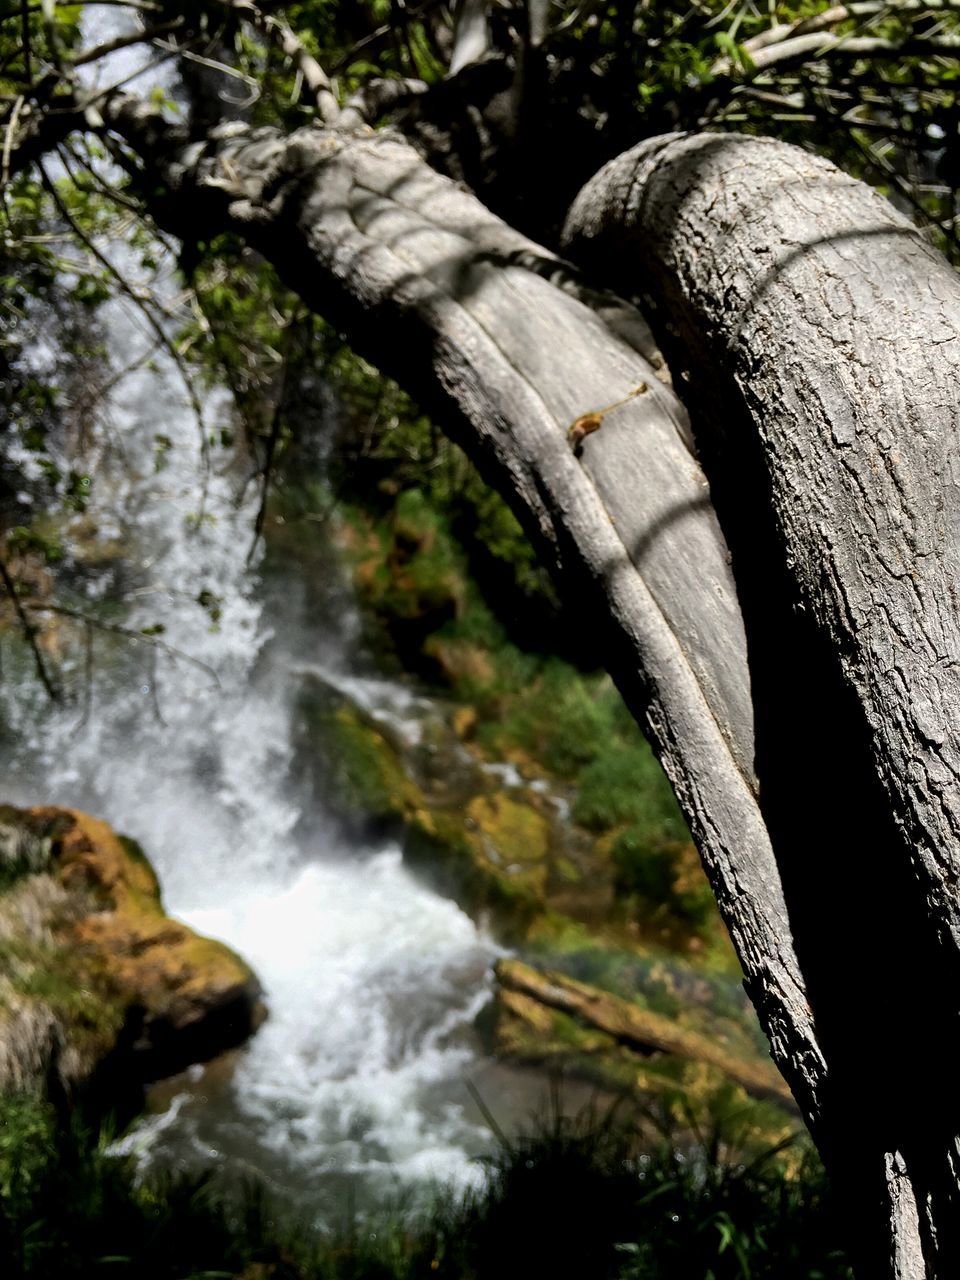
[[0, 555, 61, 702]]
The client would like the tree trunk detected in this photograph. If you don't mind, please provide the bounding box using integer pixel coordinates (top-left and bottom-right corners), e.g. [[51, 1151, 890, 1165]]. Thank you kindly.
[[566, 131, 960, 1278], [102, 104, 960, 1273], [123, 112, 823, 1097]]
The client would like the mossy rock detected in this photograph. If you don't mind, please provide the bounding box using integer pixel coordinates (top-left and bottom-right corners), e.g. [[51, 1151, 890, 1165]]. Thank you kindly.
[[465, 793, 549, 886], [324, 706, 421, 821], [0, 806, 264, 1109], [293, 681, 422, 828], [403, 809, 543, 941]]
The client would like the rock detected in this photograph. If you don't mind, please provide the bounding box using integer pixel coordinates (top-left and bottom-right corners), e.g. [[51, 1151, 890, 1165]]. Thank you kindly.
[[0, 805, 264, 1111], [451, 705, 477, 740]]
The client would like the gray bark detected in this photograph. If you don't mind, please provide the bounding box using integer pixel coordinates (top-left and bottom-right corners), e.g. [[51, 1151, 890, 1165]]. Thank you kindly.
[[565, 131, 960, 1279], [116, 114, 825, 1115], [89, 104, 960, 1273]]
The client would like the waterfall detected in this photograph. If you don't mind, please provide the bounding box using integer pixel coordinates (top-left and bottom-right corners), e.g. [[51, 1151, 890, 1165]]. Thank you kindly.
[[1, 34, 502, 1210]]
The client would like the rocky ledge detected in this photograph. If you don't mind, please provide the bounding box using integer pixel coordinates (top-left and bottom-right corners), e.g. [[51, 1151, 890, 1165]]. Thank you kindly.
[[0, 805, 264, 1114]]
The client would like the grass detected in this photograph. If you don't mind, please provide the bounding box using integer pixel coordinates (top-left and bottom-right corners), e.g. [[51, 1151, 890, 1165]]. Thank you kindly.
[[0, 1090, 852, 1280]]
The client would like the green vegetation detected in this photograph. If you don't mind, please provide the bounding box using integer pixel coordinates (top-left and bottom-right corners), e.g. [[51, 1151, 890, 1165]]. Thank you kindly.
[[0, 1090, 851, 1279], [304, 392, 723, 956]]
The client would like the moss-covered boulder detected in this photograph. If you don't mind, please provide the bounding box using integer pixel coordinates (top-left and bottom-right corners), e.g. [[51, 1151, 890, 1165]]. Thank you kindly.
[[292, 672, 551, 935], [0, 806, 264, 1111]]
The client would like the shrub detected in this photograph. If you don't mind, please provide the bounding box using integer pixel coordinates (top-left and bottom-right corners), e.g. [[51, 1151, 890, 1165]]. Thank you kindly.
[[0, 1090, 852, 1280], [572, 745, 687, 836]]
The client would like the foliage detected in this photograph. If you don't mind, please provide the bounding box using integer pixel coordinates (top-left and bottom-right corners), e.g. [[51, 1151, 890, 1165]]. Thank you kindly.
[[0, 1089, 852, 1279], [572, 745, 687, 834], [4, 0, 960, 687], [610, 830, 717, 934]]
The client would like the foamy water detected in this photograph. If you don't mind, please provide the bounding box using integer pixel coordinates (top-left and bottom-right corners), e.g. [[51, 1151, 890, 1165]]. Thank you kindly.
[[1, 125, 501, 1211]]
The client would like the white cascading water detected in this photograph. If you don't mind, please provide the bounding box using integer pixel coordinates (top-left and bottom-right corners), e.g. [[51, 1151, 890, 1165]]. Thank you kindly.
[[1, 26, 503, 1211]]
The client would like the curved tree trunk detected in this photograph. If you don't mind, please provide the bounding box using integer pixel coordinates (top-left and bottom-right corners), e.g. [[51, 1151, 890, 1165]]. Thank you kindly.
[[566, 132, 960, 1279], [119, 112, 823, 1104], [96, 104, 960, 1274]]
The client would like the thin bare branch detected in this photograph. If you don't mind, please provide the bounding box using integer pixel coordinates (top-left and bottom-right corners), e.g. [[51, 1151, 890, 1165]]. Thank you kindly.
[[0, 555, 61, 702], [744, 0, 960, 57], [1, 94, 25, 197], [37, 155, 211, 487], [25, 601, 221, 686], [746, 30, 960, 74], [71, 18, 184, 70], [153, 35, 261, 105], [221, 0, 340, 122], [247, 329, 292, 564]]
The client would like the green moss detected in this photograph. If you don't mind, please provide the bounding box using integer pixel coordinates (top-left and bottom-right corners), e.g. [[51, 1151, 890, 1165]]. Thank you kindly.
[[403, 814, 542, 940], [294, 686, 419, 826], [116, 836, 163, 907], [0, 933, 126, 1060], [329, 707, 415, 819], [466, 793, 549, 870], [519, 927, 765, 1056], [572, 743, 688, 836]]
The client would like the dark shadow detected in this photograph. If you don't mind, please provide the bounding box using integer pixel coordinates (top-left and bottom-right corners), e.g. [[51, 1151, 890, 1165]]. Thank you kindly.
[[662, 345, 960, 1274], [627, 492, 714, 566]]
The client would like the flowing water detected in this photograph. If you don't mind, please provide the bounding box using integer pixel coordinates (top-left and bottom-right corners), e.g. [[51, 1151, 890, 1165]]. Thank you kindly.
[[1, 174, 510, 1216]]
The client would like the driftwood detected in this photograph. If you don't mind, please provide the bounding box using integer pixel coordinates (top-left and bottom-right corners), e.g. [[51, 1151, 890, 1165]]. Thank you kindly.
[[496, 957, 794, 1107]]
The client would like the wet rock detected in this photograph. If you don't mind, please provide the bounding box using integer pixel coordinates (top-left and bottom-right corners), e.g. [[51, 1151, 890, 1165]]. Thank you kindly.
[[0, 805, 264, 1111]]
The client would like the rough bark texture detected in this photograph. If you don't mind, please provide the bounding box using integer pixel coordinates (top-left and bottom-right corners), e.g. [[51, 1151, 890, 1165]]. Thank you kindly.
[[113, 116, 827, 1125], [565, 131, 960, 1279], [89, 102, 960, 1272]]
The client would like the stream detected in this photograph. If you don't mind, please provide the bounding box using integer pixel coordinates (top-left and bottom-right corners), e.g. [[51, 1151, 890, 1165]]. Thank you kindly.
[[0, 172, 519, 1217]]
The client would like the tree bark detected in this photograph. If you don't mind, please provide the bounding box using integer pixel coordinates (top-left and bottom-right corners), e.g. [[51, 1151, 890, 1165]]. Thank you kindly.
[[565, 131, 960, 1279], [112, 112, 825, 1107], [85, 104, 960, 1273]]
